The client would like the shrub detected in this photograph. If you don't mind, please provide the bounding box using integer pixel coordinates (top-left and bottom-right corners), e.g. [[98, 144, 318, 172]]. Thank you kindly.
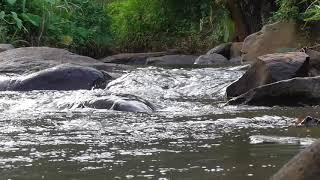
[[108, 0, 234, 53], [0, 0, 112, 57], [272, 0, 320, 22]]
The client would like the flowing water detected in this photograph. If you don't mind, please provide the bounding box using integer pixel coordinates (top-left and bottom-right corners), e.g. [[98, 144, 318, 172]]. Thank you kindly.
[[1, 66, 320, 180]]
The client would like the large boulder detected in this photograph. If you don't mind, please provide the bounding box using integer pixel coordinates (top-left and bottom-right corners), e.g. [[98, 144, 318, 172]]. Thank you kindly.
[[226, 52, 310, 98], [242, 21, 308, 63], [0, 47, 132, 76], [0, 44, 14, 53], [227, 76, 320, 106], [101, 51, 177, 65], [78, 95, 155, 113], [0, 64, 110, 91], [271, 139, 320, 180], [206, 42, 232, 59], [194, 53, 229, 65], [146, 55, 197, 65]]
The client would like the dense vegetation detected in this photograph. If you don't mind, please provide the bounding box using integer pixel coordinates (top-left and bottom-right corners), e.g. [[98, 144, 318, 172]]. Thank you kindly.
[[0, 0, 319, 57], [273, 0, 320, 21]]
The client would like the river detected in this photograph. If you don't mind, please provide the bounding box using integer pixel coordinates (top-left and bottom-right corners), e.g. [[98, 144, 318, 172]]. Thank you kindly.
[[0, 65, 320, 179]]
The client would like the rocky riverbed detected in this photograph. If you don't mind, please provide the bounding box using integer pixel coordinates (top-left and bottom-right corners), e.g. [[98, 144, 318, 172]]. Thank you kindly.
[[0, 20, 320, 179]]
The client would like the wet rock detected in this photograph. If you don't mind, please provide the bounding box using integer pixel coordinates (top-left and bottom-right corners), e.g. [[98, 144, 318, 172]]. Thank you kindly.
[[146, 55, 197, 65], [296, 116, 320, 127], [271, 139, 320, 180], [194, 53, 228, 65], [227, 76, 320, 106], [79, 95, 155, 113], [0, 47, 132, 75], [242, 21, 308, 63], [206, 42, 232, 59], [226, 52, 310, 98], [101, 51, 176, 65], [0, 64, 109, 91], [0, 44, 14, 53], [306, 49, 320, 76]]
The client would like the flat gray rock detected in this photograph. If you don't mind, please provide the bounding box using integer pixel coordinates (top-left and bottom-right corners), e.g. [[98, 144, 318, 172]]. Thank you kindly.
[[0, 44, 14, 53], [0, 47, 133, 76], [101, 51, 176, 65], [146, 55, 197, 65]]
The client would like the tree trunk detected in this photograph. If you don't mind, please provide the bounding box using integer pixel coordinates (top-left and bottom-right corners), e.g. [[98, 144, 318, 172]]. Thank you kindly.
[[226, 0, 277, 41]]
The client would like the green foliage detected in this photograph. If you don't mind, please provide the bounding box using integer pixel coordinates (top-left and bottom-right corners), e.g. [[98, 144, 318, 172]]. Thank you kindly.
[[1, 0, 235, 54], [0, 0, 112, 56], [304, 0, 320, 21], [272, 0, 320, 22], [108, 0, 234, 52]]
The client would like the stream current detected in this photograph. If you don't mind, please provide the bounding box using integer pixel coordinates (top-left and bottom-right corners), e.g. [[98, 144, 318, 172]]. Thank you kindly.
[[1, 65, 320, 180]]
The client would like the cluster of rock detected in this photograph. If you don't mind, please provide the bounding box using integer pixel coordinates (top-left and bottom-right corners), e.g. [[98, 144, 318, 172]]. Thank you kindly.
[[225, 21, 320, 107], [100, 43, 242, 66], [215, 21, 320, 180], [0, 46, 153, 113]]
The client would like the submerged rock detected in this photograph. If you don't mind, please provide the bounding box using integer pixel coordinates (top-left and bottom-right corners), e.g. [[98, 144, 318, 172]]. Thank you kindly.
[[227, 76, 320, 106], [78, 95, 155, 113], [296, 116, 320, 127], [146, 55, 197, 65], [0, 44, 14, 53], [0, 64, 110, 91], [101, 51, 176, 65], [226, 52, 310, 98], [271, 139, 320, 180], [194, 53, 228, 65], [0, 47, 132, 75]]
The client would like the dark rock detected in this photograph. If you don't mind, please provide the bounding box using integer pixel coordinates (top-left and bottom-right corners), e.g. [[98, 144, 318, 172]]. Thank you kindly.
[[0, 44, 14, 53], [194, 53, 228, 65], [296, 116, 320, 127], [0, 47, 132, 76], [101, 51, 176, 65], [271, 139, 320, 180], [227, 76, 320, 106], [0, 64, 110, 91], [306, 49, 320, 76], [146, 55, 197, 65], [79, 95, 155, 113], [206, 43, 232, 59], [226, 52, 310, 98]]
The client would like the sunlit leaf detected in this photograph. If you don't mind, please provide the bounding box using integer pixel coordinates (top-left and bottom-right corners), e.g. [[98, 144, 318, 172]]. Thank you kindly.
[[21, 13, 41, 27], [61, 35, 73, 46], [11, 12, 23, 29], [0, 11, 5, 19], [6, 0, 17, 5]]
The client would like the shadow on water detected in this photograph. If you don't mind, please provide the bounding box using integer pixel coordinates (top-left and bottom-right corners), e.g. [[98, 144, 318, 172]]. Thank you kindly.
[[0, 65, 320, 179]]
